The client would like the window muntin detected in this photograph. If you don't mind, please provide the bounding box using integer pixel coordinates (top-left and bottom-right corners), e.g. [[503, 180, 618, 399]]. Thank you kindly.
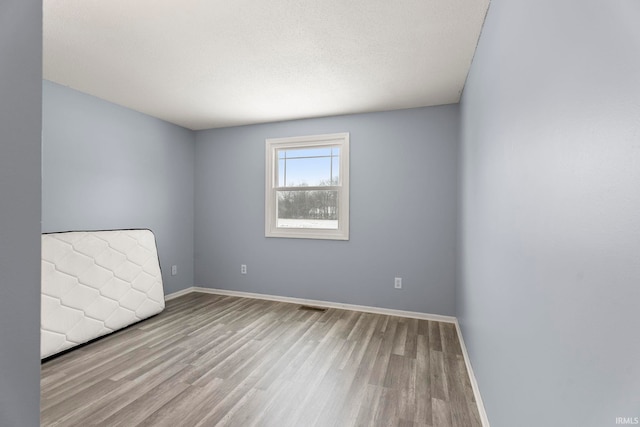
[[266, 133, 349, 240]]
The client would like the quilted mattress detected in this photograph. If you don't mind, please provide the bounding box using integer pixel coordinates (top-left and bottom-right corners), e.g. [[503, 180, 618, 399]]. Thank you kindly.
[[41, 229, 165, 359]]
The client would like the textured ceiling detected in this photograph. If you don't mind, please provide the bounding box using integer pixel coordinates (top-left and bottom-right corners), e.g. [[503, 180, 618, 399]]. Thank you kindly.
[[43, 0, 489, 130]]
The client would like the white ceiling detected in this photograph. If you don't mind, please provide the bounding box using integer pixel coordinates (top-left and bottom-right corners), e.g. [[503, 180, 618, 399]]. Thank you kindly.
[[43, 0, 489, 130]]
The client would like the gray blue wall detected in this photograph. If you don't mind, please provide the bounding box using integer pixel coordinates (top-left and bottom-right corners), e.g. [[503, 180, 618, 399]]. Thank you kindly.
[[0, 0, 42, 425], [195, 106, 459, 315], [42, 81, 195, 295], [458, 1, 640, 426]]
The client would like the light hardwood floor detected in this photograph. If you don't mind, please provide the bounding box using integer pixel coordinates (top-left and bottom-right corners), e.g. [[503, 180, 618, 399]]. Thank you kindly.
[[41, 293, 482, 427]]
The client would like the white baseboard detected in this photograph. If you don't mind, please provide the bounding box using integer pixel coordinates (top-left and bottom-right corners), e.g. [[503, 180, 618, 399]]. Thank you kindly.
[[164, 285, 489, 426], [164, 287, 194, 301], [455, 320, 491, 427], [187, 286, 457, 323]]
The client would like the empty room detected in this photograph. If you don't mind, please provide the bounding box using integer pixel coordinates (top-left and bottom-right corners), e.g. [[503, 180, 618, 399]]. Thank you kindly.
[[1, 0, 639, 426]]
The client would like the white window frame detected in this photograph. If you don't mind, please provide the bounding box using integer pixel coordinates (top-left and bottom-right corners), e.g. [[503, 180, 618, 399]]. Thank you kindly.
[[265, 132, 349, 240]]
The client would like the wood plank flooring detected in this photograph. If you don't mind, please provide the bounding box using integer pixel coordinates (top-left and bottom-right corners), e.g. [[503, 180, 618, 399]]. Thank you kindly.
[[41, 293, 481, 427]]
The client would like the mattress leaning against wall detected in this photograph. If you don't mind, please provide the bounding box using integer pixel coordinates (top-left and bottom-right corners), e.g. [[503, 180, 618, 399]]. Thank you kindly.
[[41, 229, 165, 359]]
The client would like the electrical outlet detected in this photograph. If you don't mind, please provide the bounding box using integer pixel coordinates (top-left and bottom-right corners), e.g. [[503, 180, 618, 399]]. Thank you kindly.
[[394, 277, 402, 289], [241, 264, 247, 275], [171, 265, 177, 276]]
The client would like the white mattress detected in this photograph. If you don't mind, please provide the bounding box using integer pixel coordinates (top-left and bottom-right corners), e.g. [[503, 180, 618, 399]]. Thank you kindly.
[[41, 229, 165, 359]]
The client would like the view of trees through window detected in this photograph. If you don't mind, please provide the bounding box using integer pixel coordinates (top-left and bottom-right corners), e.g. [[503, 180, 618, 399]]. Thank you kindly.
[[276, 146, 340, 229]]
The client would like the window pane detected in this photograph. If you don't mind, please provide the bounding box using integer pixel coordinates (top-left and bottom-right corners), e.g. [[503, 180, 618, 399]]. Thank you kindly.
[[277, 146, 340, 187], [331, 155, 340, 185], [278, 146, 332, 160], [278, 159, 285, 187], [276, 189, 339, 229], [283, 156, 331, 186]]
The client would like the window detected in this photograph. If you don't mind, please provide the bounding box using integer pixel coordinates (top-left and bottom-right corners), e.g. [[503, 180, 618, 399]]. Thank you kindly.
[[265, 133, 349, 240]]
